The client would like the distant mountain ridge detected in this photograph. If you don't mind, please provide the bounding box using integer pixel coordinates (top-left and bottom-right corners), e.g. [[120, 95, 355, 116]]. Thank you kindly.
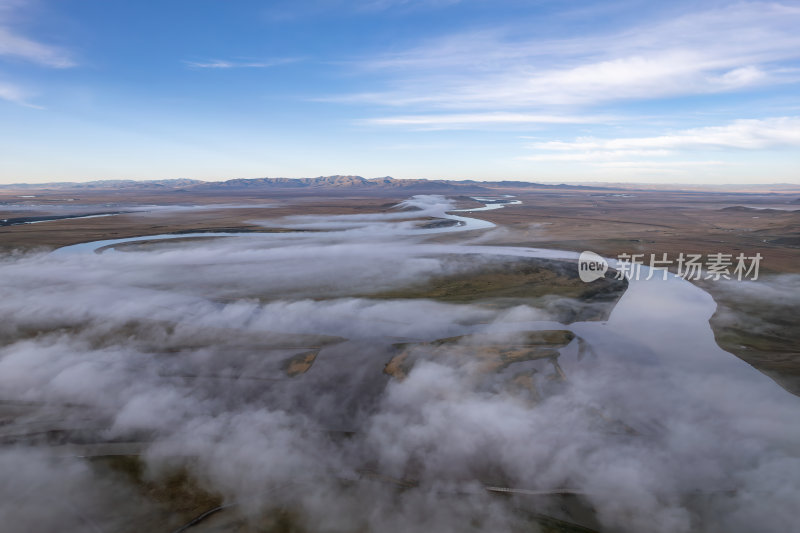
[[0, 178, 205, 190], [0, 176, 494, 191], [195, 176, 475, 190], [0, 175, 610, 192], [3, 177, 797, 194]]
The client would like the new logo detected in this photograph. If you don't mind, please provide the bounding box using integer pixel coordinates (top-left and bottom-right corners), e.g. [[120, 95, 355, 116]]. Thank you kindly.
[[578, 251, 608, 282]]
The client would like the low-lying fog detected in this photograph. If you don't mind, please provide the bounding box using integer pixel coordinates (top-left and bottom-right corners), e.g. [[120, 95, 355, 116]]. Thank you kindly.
[[0, 196, 798, 532]]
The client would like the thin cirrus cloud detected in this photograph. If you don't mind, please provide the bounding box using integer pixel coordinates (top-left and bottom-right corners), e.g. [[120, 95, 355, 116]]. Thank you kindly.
[[358, 111, 616, 129], [357, 0, 462, 11], [521, 117, 800, 162], [0, 79, 37, 107], [594, 161, 727, 168], [0, 26, 74, 68], [344, 3, 800, 111], [184, 57, 300, 69], [0, 4, 75, 107], [264, 0, 462, 20]]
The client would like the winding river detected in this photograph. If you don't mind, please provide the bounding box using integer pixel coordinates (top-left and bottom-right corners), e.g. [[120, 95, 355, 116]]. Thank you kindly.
[[29, 193, 800, 530], [51, 194, 800, 419]]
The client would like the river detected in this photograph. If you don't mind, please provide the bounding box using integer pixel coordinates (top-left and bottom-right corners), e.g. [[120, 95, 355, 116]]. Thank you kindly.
[[51, 194, 800, 417]]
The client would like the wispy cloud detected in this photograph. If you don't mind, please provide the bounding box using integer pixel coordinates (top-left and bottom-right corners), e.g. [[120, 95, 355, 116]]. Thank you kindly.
[[0, 1, 74, 107], [0, 79, 41, 107], [519, 117, 800, 165], [517, 117, 800, 172], [264, 0, 462, 20], [357, 0, 462, 12], [185, 58, 299, 69], [592, 160, 728, 168], [359, 111, 615, 129], [341, 3, 800, 109], [0, 26, 74, 68], [521, 150, 674, 162]]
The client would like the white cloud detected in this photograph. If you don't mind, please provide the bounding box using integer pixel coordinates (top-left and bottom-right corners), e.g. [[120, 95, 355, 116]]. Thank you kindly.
[[342, 3, 800, 109], [0, 79, 41, 107], [185, 58, 299, 69], [1, 203, 800, 530], [526, 117, 800, 160], [0, 2, 74, 107], [359, 111, 613, 128], [0, 26, 74, 68], [0, 79, 24, 101], [521, 149, 674, 162], [593, 160, 727, 168], [358, 0, 462, 11], [518, 117, 800, 178], [264, 0, 462, 20]]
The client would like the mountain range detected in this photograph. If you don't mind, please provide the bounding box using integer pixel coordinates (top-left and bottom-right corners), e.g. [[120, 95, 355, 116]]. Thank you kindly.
[[0, 176, 608, 192]]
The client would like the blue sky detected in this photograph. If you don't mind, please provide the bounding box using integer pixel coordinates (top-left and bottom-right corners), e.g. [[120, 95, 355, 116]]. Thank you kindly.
[[1, 0, 798, 184]]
